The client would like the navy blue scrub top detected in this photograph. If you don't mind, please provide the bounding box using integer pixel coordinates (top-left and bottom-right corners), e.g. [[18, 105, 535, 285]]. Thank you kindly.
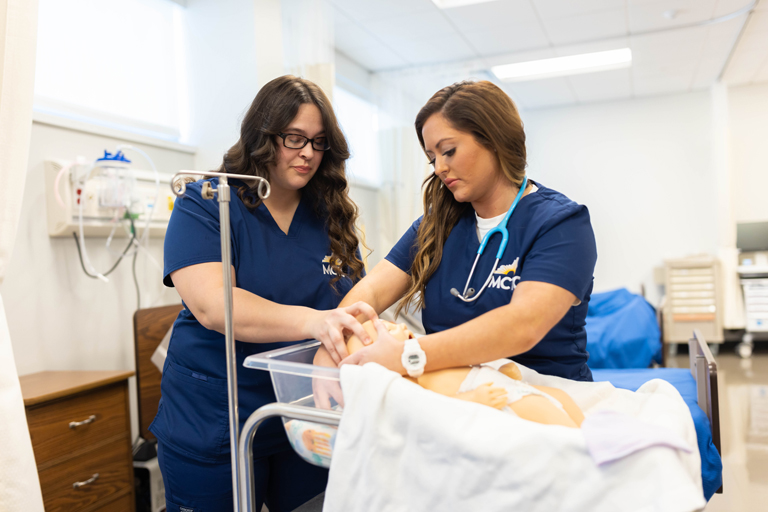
[[386, 181, 597, 381], [150, 179, 355, 463]]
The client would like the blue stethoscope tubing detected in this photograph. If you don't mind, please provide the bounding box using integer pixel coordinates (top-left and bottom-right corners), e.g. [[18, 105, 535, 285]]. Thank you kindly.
[[451, 175, 528, 302]]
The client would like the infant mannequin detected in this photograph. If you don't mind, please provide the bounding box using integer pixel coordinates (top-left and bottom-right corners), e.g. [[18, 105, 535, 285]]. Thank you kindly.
[[347, 320, 585, 428]]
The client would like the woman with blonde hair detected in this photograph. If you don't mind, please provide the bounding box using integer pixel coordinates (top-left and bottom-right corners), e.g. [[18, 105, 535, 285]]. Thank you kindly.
[[322, 80, 597, 384]]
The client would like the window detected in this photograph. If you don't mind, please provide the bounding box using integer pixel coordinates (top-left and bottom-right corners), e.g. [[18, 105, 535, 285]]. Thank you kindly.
[[34, 0, 187, 142], [333, 86, 380, 187]]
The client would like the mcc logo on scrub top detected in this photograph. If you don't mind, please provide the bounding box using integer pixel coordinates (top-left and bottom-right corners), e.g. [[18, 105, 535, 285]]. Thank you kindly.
[[489, 257, 520, 291], [322, 255, 339, 276]]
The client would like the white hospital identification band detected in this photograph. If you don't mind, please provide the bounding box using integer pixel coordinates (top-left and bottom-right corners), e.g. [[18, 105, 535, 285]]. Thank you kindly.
[[401, 338, 427, 378]]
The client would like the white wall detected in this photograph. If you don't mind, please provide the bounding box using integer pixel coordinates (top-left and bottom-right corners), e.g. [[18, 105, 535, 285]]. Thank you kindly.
[[522, 91, 720, 307], [729, 83, 768, 223], [0, 121, 193, 439]]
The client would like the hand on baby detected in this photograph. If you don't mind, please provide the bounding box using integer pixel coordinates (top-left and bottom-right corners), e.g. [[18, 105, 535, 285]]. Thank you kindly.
[[456, 382, 508, 410], [339, 320, 408, 375]]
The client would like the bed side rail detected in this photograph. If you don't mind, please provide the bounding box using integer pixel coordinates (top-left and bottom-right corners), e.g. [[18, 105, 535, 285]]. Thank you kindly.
[[689, 329, 722, 469]]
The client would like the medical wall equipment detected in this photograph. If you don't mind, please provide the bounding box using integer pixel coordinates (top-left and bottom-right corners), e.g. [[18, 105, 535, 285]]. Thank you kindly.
[[170, 170, 270, 512], [46, 146, 173, 306], [451, 175, 528, 302], [662, 256, 724, 354], [45, 149, 174, 239], [237, 329, 721, 508]]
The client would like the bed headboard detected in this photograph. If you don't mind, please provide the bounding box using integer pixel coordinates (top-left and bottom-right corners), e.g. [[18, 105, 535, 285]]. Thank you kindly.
[[689, 329, 721, 493], [133, 304, 183, 440]]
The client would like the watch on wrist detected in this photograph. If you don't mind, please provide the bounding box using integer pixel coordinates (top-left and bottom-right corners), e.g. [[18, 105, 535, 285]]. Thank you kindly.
[[401, 338, 427, 378]]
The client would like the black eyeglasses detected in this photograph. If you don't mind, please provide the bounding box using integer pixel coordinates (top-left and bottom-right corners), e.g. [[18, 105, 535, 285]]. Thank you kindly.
[[277, 133, 331, 151]]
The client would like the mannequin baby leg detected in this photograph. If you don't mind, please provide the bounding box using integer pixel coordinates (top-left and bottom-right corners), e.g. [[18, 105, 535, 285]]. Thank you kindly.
[[531, 386, 585, 427], [509, 395, 579, 428]]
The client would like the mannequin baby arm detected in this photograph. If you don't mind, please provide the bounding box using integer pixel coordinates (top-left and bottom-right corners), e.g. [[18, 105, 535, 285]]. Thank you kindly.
[[455, 382, 508, 410]]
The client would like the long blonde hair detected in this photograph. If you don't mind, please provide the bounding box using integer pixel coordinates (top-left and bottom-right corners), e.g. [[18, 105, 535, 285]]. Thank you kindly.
[[397, 80, 527, 316]]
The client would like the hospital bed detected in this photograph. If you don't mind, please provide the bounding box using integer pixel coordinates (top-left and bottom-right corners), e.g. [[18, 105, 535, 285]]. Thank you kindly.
[[237, 329, 722, 511]]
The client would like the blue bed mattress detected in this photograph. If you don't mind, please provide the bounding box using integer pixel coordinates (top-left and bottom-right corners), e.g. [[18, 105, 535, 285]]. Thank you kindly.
[[592, 368, 723, 501]]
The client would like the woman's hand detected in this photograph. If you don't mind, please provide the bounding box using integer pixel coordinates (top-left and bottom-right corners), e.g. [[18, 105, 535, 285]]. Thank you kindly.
[[304, 302, 378, 365], [312, 345, 345, 409], [339, 320, 407, 374]]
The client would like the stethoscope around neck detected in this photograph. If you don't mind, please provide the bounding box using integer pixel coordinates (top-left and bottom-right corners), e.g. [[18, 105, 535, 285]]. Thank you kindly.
[[450, 175, 528, 303]]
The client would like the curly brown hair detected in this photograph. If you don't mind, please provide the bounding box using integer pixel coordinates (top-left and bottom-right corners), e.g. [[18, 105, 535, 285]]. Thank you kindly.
[[218, 75, 364, 289], [397, 80, 527, 316]]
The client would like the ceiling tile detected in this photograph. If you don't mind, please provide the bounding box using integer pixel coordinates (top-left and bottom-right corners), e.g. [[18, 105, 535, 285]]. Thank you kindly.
[[503, 77, 577, 110], [690, 55, 728, 88], [462, 22, 551, 55], [714, 0, 757, 17], [628, 0, 718, 33], [532, 0, 625, 19], [338, 41, 410, 72], [552, 36, 630, 56], [736, 11, 768, 53], [365, 10, 458, 43], [541, 8, 628, 45], [385, 33, 478, 67], [633, 73, 692, 96], [567, 68, 633, 102], [439, 0, 540, 32], [483, 47, 558, 68], [722, 47, 763, 85], [329, 0, 436, 23], [630, 26, 707, 69], [631, 54, 700, 79], [722, 11, 768, 85], [335, 19, 387, 51]]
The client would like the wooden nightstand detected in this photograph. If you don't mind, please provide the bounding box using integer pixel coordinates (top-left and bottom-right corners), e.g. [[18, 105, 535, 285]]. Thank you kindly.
[[20, 370, 136, 512]]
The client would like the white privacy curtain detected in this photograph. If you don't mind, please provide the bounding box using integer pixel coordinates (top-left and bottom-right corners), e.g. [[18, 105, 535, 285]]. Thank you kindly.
[[281, 0, 335, 98], [0, 0, 44, 511]]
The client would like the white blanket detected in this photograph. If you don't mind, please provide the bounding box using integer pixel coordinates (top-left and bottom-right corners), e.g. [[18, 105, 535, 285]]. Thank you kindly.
[[323, 362, 706, 512]]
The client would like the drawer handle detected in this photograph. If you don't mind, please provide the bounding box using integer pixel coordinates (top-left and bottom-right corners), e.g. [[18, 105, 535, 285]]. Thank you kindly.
[[72, 473, 99, 489], [69, 415, 97, 429]]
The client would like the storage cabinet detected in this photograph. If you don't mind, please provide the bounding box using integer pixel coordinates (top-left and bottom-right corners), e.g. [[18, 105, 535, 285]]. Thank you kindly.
[[663, 256, 724, 345], [20, 371, 135, 512]]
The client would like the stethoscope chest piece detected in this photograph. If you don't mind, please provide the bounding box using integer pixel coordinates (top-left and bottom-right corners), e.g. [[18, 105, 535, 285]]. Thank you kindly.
[[452, 175, 528, 303]]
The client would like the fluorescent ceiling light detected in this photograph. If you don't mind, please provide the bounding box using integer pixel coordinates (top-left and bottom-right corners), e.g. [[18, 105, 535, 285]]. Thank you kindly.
[[431, 0, 498, 8], [491, 48, 632, 82]]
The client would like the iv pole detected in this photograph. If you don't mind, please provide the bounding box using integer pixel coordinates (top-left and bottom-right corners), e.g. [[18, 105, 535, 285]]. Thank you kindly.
[[171, 171, 270, 512]]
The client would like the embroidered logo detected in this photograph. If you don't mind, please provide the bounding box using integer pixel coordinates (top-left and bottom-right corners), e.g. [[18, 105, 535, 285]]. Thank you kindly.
[[322, 255, 341, 276], [489, 257, 520, 291], [493, 257, 519, 275]]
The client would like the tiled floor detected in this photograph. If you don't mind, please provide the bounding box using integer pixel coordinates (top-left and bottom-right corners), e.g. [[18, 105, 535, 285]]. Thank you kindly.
[[668, 347, 768, 512]]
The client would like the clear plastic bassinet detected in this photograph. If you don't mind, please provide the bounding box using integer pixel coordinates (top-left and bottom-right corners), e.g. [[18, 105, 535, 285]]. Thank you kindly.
[[243, 341, 342, 468]]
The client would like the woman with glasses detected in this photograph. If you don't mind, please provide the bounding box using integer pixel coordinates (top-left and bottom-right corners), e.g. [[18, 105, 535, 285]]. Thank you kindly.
[[152, 75, 376, 512]]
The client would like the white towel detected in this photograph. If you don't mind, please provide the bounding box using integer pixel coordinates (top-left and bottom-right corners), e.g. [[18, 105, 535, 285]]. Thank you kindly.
[[323, 362, 706, 512], [582, 410, 693, 465]]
